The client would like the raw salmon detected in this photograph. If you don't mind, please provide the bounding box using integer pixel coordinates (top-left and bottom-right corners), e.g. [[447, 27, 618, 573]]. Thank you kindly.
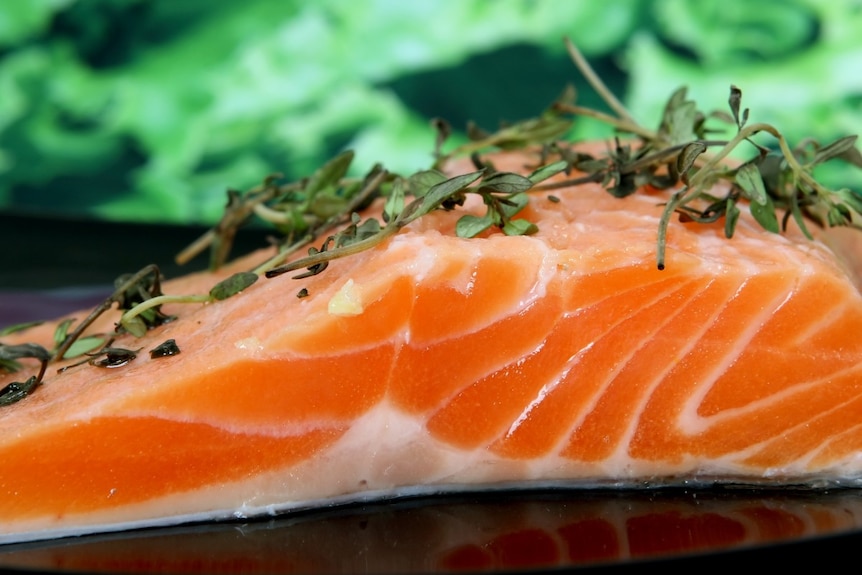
[[1, 145, 862, 544]]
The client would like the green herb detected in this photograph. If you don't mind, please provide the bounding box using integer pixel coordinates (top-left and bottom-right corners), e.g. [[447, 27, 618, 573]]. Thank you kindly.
[[200, 37, 861, 278], [175, 151, 391, 273], [210, 272, 258, 301], [51, 265, 169, 361], [264, 166, 561, 279], [50, 319, 106, 360], [0, 343, 50, 405], [150, 339, 180, 359], [0, 343, 50, 374], [0, 321, 43, 337], [0, 377, 40, 407], [3, 36, 859, 408], [556, 39, 860, 268], [62, 336, 107, 360], [59, 344, 142, 372], [87, 347, 140, 369]]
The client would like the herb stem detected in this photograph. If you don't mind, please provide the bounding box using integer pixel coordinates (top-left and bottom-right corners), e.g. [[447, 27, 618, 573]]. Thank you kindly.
[[554, 102, 655, 140], [252, 203, 297, 224], [681, 130, 754, 201], [345, 168, 391, 214], [120, 294, 211, 326], [655, 125, 776, 269], [174, 230, 215, 266], [252, 235, 313, 275], [53, 265, 159, 361], [655, 120, 834, 269], [685, 121, 823, 202], [265, 223, 400, 279], [622, 140, 729, 175], [766, 126, 826, 194], [564, 37, 637, 126], [656, 188, 687, 270], [531, 172, 606, 191], [175, 180, 304, 266], [254, 168, 390, 276]]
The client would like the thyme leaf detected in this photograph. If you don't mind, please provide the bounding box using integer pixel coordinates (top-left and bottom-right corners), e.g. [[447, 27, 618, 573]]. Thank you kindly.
[[0, 343, 50, 404], [677, 142, 708, 184], [0, 321, 42, 337], [52, 264, 171, 361], [657, 87, 698, 145], [382, 178, 405, 224], [408, 170, 485, 220], [150, 339, 180, 359], [407, 170, 448, 197], [527, 160, 568, 184], [735, 163, 769, 207], [0, 377, 40, 407], [478, 172, 533, 194], [53, 319, 74, 350], [725, 197, 742, 238], [0, 343, 51, 365], [62, 336, 107, 359], [728, 85, 749, 130], [455, 214, 493, 238], [749, 194, 781, 233], [503, 218, 539, 236], [810, 135, 859, 168], [88, 347, 140, 369], [210, 272, 259, 301], [305, 150, 354, 198]]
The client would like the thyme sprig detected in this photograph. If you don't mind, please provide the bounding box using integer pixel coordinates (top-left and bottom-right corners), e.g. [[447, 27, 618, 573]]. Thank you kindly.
[[264, 162, 569, 279], [651, 88, 862, 268], [50, 264, 169, 361], [2, 37, 860, 409], [176, 151, 392, 272], [430, 101, 573, 171], [125, 36, 862, 321]]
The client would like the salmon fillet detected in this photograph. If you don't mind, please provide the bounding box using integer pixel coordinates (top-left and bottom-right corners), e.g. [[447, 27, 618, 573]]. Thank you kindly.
[[1, 146, 861, 544]]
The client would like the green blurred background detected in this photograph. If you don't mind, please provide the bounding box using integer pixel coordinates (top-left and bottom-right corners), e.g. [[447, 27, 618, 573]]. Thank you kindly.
[[0, 0, 860, 226]]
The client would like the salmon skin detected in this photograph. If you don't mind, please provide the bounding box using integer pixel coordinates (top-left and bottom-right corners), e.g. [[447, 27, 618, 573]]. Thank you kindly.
[[1, 147, 861, 544]]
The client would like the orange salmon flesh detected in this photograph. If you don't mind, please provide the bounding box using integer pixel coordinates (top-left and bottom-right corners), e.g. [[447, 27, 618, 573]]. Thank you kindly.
[[2, 147, 862, 544]]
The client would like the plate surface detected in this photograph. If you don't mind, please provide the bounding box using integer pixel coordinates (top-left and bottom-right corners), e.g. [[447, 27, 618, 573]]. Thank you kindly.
[[0, 489, 861, 573]]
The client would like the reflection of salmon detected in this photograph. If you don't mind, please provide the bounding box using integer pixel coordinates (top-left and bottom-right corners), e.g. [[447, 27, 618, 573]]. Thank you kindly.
[[2, 146, 862, 544], [4, 492, 862, 573]]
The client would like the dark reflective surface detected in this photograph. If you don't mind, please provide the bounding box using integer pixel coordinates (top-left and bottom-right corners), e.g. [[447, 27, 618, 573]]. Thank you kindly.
[[1, 489, 862, 574]]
